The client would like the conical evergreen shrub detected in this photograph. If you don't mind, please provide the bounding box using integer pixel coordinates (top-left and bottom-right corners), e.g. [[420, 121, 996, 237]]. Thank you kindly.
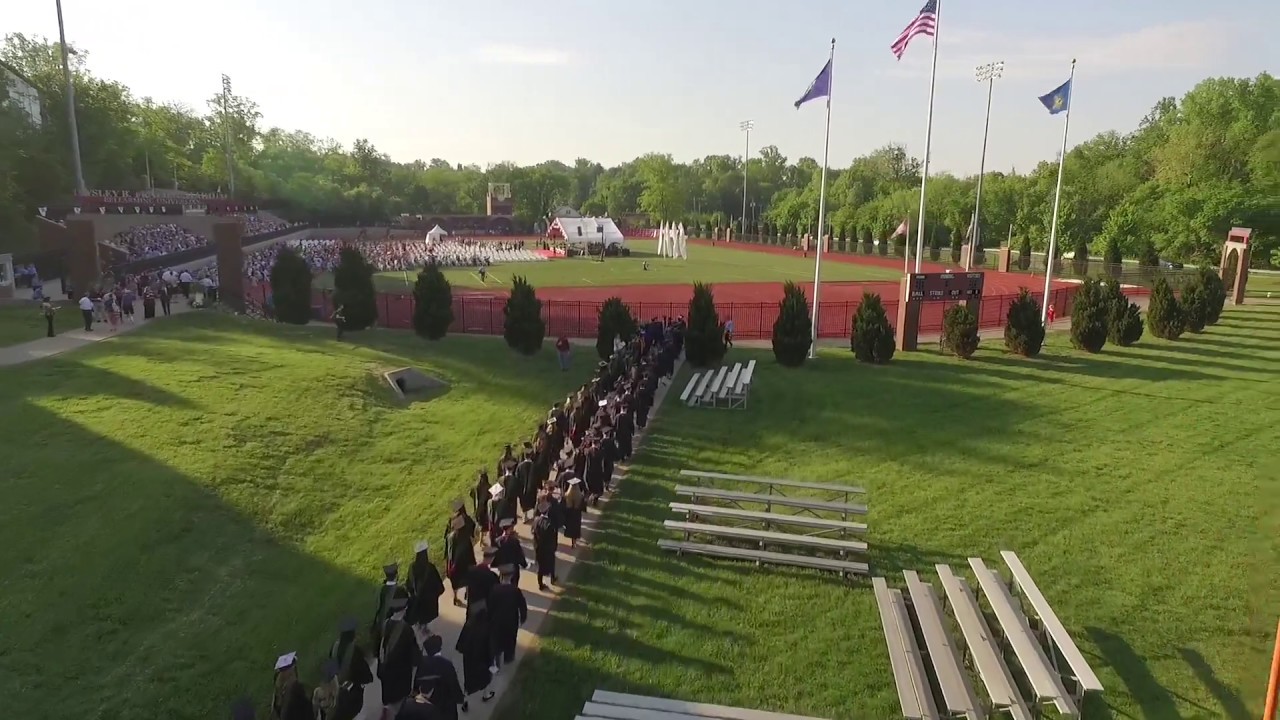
[[412, 263, 454, 340], [1181, 277, 1209, 333], [333, 245, 377, 331], [1139, 241, 1160, 280], [1198, 266, 1226, 325], [269, 245, 314, 325], [771, 281, 812, 367], [596, 297, 638, 360], [1003, 288, 1046, 357], [1069, 277, 1108, 353], [503, 275, 546, 354], [1147, 276, 1184, 340], [1103, 279, 1144, 347], [941, 303, 980, 359], [685, 282, 727, 368], [850, 292, 895, 364]]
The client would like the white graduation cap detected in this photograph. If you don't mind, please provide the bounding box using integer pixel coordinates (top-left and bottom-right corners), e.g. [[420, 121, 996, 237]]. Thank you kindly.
[[275, 652, 297, 670], [567, 476, 582, 485], [414, 540, 430, 554], [598, 399, 608, 407], [489, 482, 505, 498]]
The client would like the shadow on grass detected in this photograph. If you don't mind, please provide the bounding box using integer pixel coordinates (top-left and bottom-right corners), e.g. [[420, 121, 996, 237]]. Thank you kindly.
[[1085, 626, 1179, 720], [1178, 647, 1251, 720], [7, 354, 198, 409]]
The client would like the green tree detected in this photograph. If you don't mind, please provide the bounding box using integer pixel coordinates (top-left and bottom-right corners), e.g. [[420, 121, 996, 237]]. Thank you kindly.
[[1004, 289, 1046, 357], [685, 282, 727, 368], [1147, 276, 1185, 340], [941, 304, 980, 359], [596, 297, 638, 360], [503, 276, 546, 354], [1071, 236, 1090, 277], [1180, 276, 1210, 333], [1018, 236, 1033, 270], [1103, 279, 1144, 346], [1104, 239, 1123, 279], [332, 246, 377, 331], [268, 246, 313, 325], [1197, 266, 1227, 324], [1069, 278, 1108, 353], [850, 293, 895, 364], [771, 281, 812, 366], [949, 227, 962, 263], [412, 263, 454, 340]]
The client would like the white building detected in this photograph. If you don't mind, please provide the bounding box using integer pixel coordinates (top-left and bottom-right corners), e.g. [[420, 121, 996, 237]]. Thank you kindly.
[[1, 61, 42, 128]]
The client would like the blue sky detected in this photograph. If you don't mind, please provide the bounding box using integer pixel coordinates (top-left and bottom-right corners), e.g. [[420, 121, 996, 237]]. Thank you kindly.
[[5, 0, 1276, 174]]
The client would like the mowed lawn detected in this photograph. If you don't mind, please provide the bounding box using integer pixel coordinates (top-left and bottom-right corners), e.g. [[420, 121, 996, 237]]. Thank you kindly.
[[0, 314, 588, 719], [1245, 271, 1280, 299], [312, 239, 901, 294], [0, 299, 81, 347], [503, 304, 1280, 720]]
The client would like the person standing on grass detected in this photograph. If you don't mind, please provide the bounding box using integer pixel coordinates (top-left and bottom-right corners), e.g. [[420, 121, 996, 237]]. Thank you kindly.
[[555, 334, 571, 371], [104, 291, 121, 332], [121, 286, 136, 324], [159, 283, 172, 317], [724, 317, 735, 348], [333, 304, 347, 340], [78, 293, 95, 331], [40, 299, 57, 338], [471, 469, 491, 537], [478, 264, 487, 283]]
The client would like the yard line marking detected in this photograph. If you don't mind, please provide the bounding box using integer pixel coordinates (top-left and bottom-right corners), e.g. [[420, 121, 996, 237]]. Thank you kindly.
[[581, 278, 597, 285]]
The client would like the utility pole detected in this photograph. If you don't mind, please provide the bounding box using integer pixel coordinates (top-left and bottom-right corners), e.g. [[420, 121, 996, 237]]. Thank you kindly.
[[739, 120, 753, 239], [970, 61, 1004, 270], [221, 74, 236, 196], [55, 0, 87, 195]]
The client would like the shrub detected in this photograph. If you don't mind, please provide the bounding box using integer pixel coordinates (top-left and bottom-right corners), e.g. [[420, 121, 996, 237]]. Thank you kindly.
[[333, 245, 377, 331], [1003, 288, 1046, 357], [1017, 236, 1032, 270], [1069, 278, 1108, 353], [1146, 276, 1184, 340], [685, 282, 727, 368], [878, 239, 889, 256], [1071, 236, 1089, 277], [1139, 241, 1160, 279], [596, 296, 639, 360], [269, 245, 314, 325], [949, 228, 962, 264], [941, 303, 980, 359], [412, 263, 454, 340], [1198, 266, 1227, 325], [503, 275, 546, 354], [860, 228, 873, 254], [850, 292, 896, 364], [771, 281, 812, 367], [1102, 279, 1143, 346], [1181, 277, 1209, 333], [1105, 239, 1123, 279]]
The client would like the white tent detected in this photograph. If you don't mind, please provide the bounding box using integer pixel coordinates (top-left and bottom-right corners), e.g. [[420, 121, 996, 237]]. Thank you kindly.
[[551, 216, 625, 247], [677, 222, 688, 259], [657, 221, 668, 257], [425, 224, 448, 242]]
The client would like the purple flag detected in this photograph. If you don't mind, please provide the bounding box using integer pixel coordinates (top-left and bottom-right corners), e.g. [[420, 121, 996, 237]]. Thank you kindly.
[[794, 59, 832, 109]]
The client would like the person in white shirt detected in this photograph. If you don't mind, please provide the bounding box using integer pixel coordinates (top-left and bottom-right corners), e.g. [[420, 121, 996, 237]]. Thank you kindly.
[[178, 270, 193, 298], [78, 294, 95, 331]]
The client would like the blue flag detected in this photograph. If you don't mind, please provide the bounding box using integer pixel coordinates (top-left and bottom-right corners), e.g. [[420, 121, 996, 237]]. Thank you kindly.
[[1038, 79, 1072, 115], [795, 59, 832, 109]]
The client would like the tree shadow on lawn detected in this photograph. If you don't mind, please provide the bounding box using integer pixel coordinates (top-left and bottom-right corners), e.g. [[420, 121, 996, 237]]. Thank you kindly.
[[1, 353, 198, 409], [1102, 343, 1274, 379], [1085, 626, 1185, 720], [1185, 333, 1280, 353], [1177, 647, 1252, 720], [968, 348, 1231, 384], [0, 402, 391, 720]]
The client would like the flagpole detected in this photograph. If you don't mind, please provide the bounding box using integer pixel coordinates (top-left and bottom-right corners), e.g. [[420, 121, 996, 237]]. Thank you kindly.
[[808, 38, 835, 359], [913, 0, 941, 273], [1040, 58, 1077, 324], [902, 219, 910, 274]]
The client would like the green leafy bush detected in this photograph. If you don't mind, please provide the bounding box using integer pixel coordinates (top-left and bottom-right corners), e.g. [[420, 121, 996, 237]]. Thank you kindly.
[[1147, 276, 1185, 340], [596, 297, 638, 360], [685, 282, 727, 368], [1103, 279, 1144, 346], [941, 303, 980, 359], [412, 263, 454, 340], [1198, 266, 1226, 325], [850, 292, 895, 364], [771, 281, 812, 367], [503, 275, 546, 354], [333, 245, 377, 331], [268, 245, 313, 325], [1069, 278, 1108, 353], [1003, 288, 1045, 357], [1181, 277, 1210, 333]]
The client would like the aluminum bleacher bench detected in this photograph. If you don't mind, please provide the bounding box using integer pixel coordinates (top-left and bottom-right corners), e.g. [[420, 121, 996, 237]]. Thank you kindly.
[[679, 372, 703, 404], [679, 470, 866, 497], [687, 371, 714, 407], [674, 485, 867, 519], [668, 503, 868, 536], [726, 359, 756, 408], [658, 539, 868, 576], [903, 571, 985, 719], [718, 362, 743, 403], [589, 690, 832, 720], [663, 520, 868, 555], [700, 366, 728, 407], [873, 577, 941, 720]]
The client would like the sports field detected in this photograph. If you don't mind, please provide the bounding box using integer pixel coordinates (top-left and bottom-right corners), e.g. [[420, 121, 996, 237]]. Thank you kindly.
[[0, 315, 588, 719], [503, 304, 1280, 720]]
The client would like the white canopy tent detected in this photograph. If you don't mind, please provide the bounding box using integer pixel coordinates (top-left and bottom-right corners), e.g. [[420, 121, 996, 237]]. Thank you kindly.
[[551, 217, 625, 247], [425, 224, 448, 242]]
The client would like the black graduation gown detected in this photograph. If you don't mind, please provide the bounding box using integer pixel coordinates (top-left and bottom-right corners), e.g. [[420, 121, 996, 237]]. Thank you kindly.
[[370, 582, 397, 647], [416, 654, 465, 720], [514, 458, 535, 514], [493, 533, 527, 583], [330, 635, 373, 720], [455, 609, 494, 694], [464, 564, 498, 609], [407, 555, 445, 626], [395, 698, 442, 720], [445, 529, 476, 586], [532, 514, 559, 579], [614, 412, 634, 459], [273, 675, 314, 720], [561, 493, 585, 540], [379, 618, 420, 705], [488, 582, 528, 659], [584, 447, 606, 497], [471, 479, 490, 532]]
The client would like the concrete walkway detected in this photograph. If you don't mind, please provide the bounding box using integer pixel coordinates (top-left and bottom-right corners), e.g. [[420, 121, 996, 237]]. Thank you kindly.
[[353, 358, 684, 720], [0, 299, 192, 368]]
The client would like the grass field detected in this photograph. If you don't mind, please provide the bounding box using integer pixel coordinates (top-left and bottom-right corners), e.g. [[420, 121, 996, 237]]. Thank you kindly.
[[312, 239, 902, 293], [0, 300, 80, 347], [0, 315, 588, 719], [1245, 271, 1280, 298], [502, 304, 1280, 720]]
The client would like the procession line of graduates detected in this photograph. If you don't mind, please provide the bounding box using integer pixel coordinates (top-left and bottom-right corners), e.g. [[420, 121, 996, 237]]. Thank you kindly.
[[247, 317, 685, 720]]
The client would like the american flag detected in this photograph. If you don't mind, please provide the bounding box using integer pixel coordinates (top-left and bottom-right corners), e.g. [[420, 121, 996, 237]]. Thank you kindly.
[[891, 0, 938, 60]]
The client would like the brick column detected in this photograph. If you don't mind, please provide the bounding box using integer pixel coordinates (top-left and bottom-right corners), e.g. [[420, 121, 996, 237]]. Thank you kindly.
[[64, 218, 100, 296], [214, 220, 245, 313]]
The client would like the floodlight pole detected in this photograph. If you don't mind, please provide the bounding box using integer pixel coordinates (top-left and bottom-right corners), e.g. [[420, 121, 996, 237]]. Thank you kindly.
[[739, 120, 753, 240], [55, 0, 87, 196], [222, 74, 236, 196], [970, 61, 1003, 270]]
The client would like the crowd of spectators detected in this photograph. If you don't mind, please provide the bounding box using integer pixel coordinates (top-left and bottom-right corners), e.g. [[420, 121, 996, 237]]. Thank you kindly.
[[238, 214, 290, 237], [240, 238, 538, 282], [110, 223, 208, 261]]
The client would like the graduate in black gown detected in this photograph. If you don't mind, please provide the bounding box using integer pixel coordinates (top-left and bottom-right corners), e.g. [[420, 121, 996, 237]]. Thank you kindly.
[[407, 540, 445, 630], [330, 617, 373, 720], [471, 469, 490, 536], [379, 588, 420, 716], [532, 500, 560, 590], [394, 677, 442, 720], [584, 440, 607, 501], [614, 402, 634, 460], [488, 564, 529, 667], [492, 519, 527, 586], [271, 652, 313, 720], [416, 634, 466, 720], [514, 444, 536, 521], [465, 546, 499, 611], [370, 563, 400, 653], [444, 516, 475, 608], [561, 477, 586, 548], [454, 603, 496, 703], [485, 482, 509, 546]]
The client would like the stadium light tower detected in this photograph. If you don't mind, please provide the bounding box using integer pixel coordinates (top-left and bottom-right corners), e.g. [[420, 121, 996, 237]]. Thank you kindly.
[[739, 120, 754, 239], [221, 74, 237, 196], [969, 60, 1004, 269], [54, 0, 87, 195]]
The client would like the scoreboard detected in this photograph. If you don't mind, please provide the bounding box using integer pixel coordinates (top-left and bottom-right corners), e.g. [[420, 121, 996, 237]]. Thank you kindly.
[[907, 272, 985, 301]]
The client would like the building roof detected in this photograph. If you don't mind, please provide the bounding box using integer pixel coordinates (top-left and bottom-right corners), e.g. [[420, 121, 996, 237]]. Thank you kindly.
[[0, 59, 40, 94]]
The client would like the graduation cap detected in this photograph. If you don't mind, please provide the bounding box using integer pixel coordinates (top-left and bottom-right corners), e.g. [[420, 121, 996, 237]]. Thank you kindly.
[[597, 399, 608, 407], [422, 633, 444, 655], [339, 616, 358, 633], [567, 476, 582, 485], [231, 696, 256, 720], [274, 652, 298, 671], [488, 482, 505, 498], [536, 501, 552, 514], [322, 659, 340, 681], [450, 498, 466, 512], [382, 564, 399, 582], [449, 515, 466, 531], [498, 518, 515, 530], [414, 540, 430, 554]]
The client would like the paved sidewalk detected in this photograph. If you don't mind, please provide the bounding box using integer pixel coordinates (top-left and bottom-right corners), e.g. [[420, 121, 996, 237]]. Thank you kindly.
[[354, 358, 684, 720], [0, 301, 192, 368]]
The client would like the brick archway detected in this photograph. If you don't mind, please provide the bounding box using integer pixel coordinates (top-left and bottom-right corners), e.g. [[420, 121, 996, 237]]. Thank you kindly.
[[1219, 227, 1252, 305]]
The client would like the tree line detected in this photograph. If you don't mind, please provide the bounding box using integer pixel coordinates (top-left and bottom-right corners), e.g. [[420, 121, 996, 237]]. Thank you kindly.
[[2, 33, 1276, 266]]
